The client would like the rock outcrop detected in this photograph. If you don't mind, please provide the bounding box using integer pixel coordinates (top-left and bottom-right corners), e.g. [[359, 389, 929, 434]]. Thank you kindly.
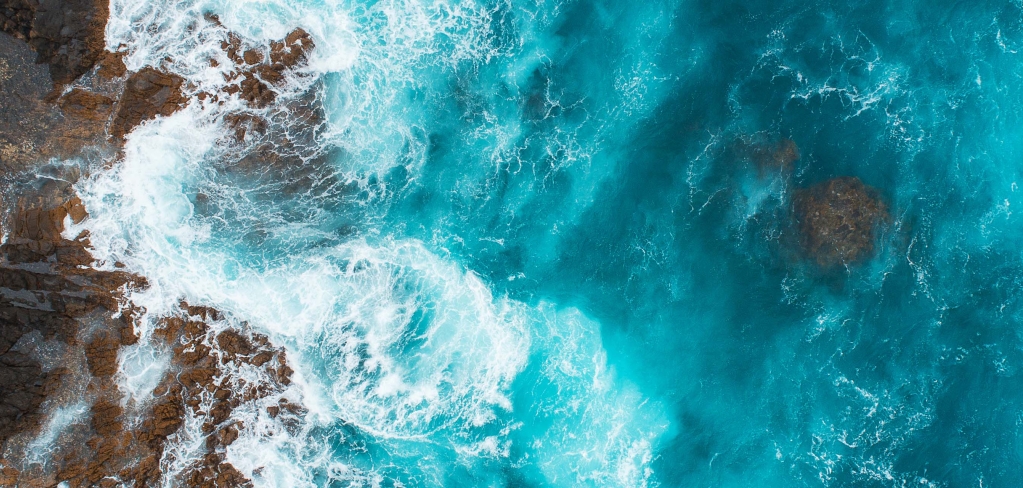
[[151, 306, 294, 487], [0, 192, 145, 486], [0, 7, 319, 486], [0, 194, 294, 487], [0, 0, 110, 85], [793, 176, 889, 268], [110, 67, 188, 139], [218, 25, 315, 108], [0, 30, 114, 172]]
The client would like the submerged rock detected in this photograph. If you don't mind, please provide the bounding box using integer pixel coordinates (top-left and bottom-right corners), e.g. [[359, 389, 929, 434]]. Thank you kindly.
[[793, 176, 889, 268], [731, 135, 801, 177]]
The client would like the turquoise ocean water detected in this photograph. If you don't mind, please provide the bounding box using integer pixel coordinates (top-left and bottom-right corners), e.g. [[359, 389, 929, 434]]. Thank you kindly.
[[75, 0, 1023, 485]]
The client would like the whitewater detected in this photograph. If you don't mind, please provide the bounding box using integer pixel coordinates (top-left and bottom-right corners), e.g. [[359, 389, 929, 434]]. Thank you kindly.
[[48, 0, 1023, 485]]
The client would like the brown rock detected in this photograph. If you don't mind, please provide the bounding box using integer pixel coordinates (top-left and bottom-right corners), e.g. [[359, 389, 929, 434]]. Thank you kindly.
[[85, 331, 120, 377], [0, 194, 293, 487], [242, 49, 262, 65], [0, 0, 110, 85], [59, 89, 114, 119], [220, 28, 315, 108], [0, 462, 19, 485], [145, 395, 185, 442], [217, 329, 256, 360], [96, 51, 127, 79], [90, 400, 124, 437], [184, 453, 252, 488], [793, 176, 889, 268], [110, 67, 188, 139]]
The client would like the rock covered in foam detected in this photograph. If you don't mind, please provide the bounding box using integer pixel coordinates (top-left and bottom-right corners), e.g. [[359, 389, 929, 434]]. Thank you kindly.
[[0, 8, 313, 486], [218, 25, 315, 108], [0, 195, 295, 486], [793, 176, 889, 268]]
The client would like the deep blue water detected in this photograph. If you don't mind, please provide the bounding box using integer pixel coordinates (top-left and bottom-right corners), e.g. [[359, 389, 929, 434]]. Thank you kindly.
[[87, 0, 1023, 485]]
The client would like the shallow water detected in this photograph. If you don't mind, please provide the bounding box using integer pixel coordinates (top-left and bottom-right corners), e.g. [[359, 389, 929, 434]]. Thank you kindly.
[[71, 0, 1023, 485]]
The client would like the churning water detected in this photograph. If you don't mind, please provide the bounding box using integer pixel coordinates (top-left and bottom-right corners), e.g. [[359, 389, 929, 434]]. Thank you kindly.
[[68, 0, 1023, 485]]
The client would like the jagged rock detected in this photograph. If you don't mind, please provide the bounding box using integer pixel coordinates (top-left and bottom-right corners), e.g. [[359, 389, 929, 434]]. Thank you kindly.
[[184, 453, 252, 488], [0, 350, 46, 446], [793, 176, 889, 268], [90, 400, 123, 437], [220, 27, 314, 108], [0, 197, 115, 448], [0, 13, 307, 486], [0, 196, 156, 487], [142, 393, 184, 444], [217, 329, 256, 361], [110, 67, 188, 139], [0, 462, 18, 485], [95, 51, 126, 79]]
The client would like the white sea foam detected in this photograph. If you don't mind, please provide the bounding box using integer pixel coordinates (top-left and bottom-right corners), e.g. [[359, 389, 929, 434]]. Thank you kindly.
[[71, 0, 673, 485]]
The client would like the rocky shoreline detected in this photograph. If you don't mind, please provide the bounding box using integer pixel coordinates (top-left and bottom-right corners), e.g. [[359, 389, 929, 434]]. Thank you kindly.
[[0, 0, 896, 485], [0, 1, 314, 485]]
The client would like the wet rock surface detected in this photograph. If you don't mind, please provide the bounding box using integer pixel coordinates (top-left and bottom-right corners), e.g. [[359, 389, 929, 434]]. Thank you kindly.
[[0, 190, 143, 485], [0, 4, 306, 486], [0, 192, 294, 487], [793, 176, 889, 269], [0, 0, 109, 85], [218, 26, 315, 108], [150, 305, 293, 487], [110, 67, 188, 139], [0, 31, 68, 172]]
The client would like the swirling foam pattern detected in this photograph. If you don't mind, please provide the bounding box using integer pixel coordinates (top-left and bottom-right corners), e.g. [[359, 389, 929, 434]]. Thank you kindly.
[[70, 0, 1023, 485]]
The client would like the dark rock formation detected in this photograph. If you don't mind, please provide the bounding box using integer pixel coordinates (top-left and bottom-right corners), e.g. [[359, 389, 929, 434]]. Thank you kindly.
[[110, 67, 188, 139], [0, 194, 139, 463], [793, 176, 889, 268], [144, 305, 292, 487], [0, 30, 126, 172], [0, 0, 110, 85]]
